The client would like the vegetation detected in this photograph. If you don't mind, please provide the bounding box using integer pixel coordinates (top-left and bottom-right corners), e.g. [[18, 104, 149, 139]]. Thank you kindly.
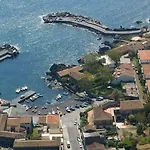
[[106, 49, 122, 63], [80, 106, 93, 128], [28, 128, 41, 140]]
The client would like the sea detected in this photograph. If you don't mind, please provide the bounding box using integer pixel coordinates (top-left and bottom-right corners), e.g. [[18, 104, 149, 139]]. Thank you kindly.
[[0, 0, 150, 106]]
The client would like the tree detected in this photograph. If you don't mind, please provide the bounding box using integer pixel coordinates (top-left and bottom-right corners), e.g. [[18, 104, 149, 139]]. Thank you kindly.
[[128, 114, 136, 125], [107, 50, 122, 63], [135, 113, 146, 124], [111, 89, 121, 101], [137, 124, 144, 135]]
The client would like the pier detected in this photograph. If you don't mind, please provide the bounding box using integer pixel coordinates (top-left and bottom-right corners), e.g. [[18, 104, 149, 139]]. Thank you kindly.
[[12, 90, 36, 103], [43, 12, 144, 36], [0, 44, 19, 62]]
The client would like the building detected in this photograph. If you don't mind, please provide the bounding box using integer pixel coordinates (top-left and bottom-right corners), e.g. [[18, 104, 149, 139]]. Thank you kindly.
[[99, 55, 115, 68], [138, 50, 150, 64], [120, 54, 131, 64], [82, 131, 106, 146], [57, 66, 83, 78], [13, 140, 60, 150], [92, 105, 113, 128], [122, 83, 139, 99], [86, 142, 106, 150], [113, 64, 135, 84], [115, 100, 144, 119]]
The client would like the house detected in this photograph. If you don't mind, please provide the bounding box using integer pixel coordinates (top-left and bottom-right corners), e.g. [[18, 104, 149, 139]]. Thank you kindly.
[[138, 50, 150, 64], [120, 54, 131, 64], [99, 55, 115, 68], [122, 83, 139, 99], [93, 105, 113, 128], [145, 80, 150, 92], [82, 131, 106, 146], [113, 63, 135, 84], [141, 64, 150, 79], [13, 139, 61, 150], [0, 113, 7, 131], [46, 114, 60, 129], [118, 100, 144, 117], [57, 66, 83, 78], [86, 142, 106, 150]]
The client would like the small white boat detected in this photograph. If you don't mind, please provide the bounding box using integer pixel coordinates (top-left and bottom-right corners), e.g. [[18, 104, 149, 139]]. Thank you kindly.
[[55, 94, 62, 100], [63, 92, 69, 96], [16, 88, 20, 94]]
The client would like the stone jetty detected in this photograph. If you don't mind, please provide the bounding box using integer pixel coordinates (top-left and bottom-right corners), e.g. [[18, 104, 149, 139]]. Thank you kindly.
[[43, 12, 144, 35]]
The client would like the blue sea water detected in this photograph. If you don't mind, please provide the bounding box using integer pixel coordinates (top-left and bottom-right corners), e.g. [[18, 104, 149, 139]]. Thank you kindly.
[[0, 0, 150, 106]]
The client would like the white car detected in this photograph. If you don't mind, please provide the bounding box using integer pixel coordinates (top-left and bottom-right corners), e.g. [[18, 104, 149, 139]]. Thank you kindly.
[[79, 142, 83, 148], [74, 121, 77, 125]]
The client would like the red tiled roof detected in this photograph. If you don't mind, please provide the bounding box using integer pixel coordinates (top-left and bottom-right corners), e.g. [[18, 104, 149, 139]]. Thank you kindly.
[[46, 114, 60, 124], [20, 116, 32, 124], [57, 66, 83, 77], [86, 142, 106, 150], [0, 113, 7, 131], [114, 63, 134, 78], [93, 105, 113, 121], [120, 100, 144, 110], [138, 50, 150, 61], [142, 64, 150, 76], [146, 80, 150, 92]]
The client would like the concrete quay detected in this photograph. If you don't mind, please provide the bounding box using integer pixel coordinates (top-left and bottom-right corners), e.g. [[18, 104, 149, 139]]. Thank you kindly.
[[43, 12, 143, 35], [12, 90, 36, 103]]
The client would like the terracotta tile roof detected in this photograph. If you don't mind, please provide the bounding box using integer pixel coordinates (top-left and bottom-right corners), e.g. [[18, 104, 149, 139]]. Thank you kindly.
[[142, 64, 150, 76], [69, 71, 84, 80], [146, 80, 150, 92], [138, 50, 150, 61], [83, 124, 96, 132], [46, 114, 60, 124], [86, 142, 106, 150], [20, 116, 32, 124], [93, 105, 113, 121], [7, 118, 20, 127], [39, 115, 46, 124], [120, 100, 144, 110], [0, 113, 7, 131], [57, 66, 83, 77], [13, 140, 60, 148], [114, 63, 134, 78], [0, 131, 25, 139]]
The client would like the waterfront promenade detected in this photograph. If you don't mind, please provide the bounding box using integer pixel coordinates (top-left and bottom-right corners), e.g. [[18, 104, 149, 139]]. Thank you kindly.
[[43, 12, 143, 35]]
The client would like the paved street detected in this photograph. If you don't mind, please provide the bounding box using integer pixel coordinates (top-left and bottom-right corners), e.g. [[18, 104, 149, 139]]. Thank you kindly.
[[62, 108, 85, 150]]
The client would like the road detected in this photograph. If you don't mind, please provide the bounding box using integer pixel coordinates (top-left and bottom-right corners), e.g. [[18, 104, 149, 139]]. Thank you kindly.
[[61, 99, 111, 150], [62, 108, 84, 150]]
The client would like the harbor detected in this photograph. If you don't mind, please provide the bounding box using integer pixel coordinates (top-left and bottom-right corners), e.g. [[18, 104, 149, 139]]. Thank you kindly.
[[43, 12, 145, 36]]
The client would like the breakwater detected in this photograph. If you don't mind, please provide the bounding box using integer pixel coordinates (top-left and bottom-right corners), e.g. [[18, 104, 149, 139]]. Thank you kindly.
[[43, 12, 143, 35], [0, 44, 19, 62]]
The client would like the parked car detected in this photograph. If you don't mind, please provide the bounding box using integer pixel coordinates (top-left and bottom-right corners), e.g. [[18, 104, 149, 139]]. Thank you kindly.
[[75, 104, 80, 108]]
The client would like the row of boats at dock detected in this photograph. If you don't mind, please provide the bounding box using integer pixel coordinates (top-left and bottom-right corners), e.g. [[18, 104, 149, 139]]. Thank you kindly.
[[15, 85, 28, 94]]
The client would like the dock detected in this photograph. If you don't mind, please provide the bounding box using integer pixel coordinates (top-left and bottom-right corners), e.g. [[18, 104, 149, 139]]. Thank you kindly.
[[12, 90, 36, 103], [43, 12, 146, 36]]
